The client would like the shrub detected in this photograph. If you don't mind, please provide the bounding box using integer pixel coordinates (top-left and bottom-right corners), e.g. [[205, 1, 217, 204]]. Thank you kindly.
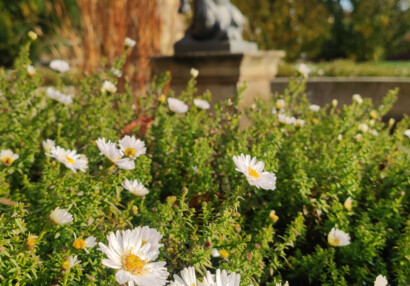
[[0, 40, 409, 285]]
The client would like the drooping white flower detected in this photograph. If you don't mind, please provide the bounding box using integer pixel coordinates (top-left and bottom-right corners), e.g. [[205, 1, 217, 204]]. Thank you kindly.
[[63, 255, 81, 270], [168, 97, 188, 113], [27, 65, 35, 76], [95, 138, 135, 170], [232, 154, 276, 190], [352, 94, 363, 104], [46, 87, 73, 104], [278, 114, 296, 125], [46, 146, 88, 172], [118, 135, 146, 159], [190, 68, 199, 78], [122, 179, 149, 197], [101, 80, 117, 94], [309, 104, 320, 112], [98, 229, 169, 286], [404, 129, 410, 138], [327, 227, 350, 247], [201, 269, 241, 286], [358, 123, 369, 133], [194, 99, 210, 110], [125, 37, 136, 48], [50, 207, 73, 225], [297, 63, 311, 78], [73, 234, 97, 254], [171, 267, 199, 286], [42, 139, 55, 153], [0, 149, 19, 166], [374, 274, 388, 286], [49, 59, 70, 73]]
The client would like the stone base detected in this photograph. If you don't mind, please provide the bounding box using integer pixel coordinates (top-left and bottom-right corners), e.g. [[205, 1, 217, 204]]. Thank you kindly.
[[151, 51, 285, 124], [174, 38, 258, 54]]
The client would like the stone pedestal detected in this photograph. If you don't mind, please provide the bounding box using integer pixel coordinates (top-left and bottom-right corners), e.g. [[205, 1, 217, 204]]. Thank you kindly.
[[151, 51, 285, 112]]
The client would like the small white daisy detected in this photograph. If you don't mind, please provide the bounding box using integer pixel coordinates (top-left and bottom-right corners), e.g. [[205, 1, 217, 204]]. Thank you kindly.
[[190, 68, 199, 78], [63, 255, 81, 270], [404, 129, 410, 138], [352, 94, 363, 104], [42, 139, 56, 153], [46, 146, 88, 172], [101, 80, 117, 94], [297, 63, 310, 78], [201, 269, 241, 286], [194, 99, 210, 110], [232, 154, 276, 190], [0, 149, 19, 166], [309, 104, 320, 112], [125, 37, 136, 48], [95, 138, 135, 170], [98, 229, 169, 286], [27, 65, 35, 76], [327, 227, 350, 247], [50, 207, 73, 225], [168, 97, 188, 113], [73, 234, 97, 254], [358, 123, 369, 133], [49, 59, 70, 73], [122, 179, 149, 197], [374, 274, 388, 286], [118, 135, 146, 159], [170, 267, 198, 286], [278, 114, 296, 125], [211, 248, 220, 257], [46, 87, 73, 104]]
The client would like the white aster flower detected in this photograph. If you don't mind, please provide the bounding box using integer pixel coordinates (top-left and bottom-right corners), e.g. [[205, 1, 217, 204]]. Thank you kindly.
[[49, 59, 70, 73], [118, 135, 146, 159], [27, 65, 35, 76], [46, 87, 73, 104], [0, 149, 19, 166], [125, 37, 136, 48], [194, 99, 210, 110], [95, 138, 135, 170], [101, 80, 117, 94], [297, 63, 311, 78], [42, 139, 56, 153], [352, 94, 363, 104], [122, 179, 149, 197], [278, 114, 296, 125], [327, 227, 350, 247], [190, 68, 199, 78], [63, 255, 81, 270], [98, 229, 169, 286], [50, 207, 73, 225], [374, 274, 388, 286], [73, 234, 97, 254], [110, 67, 122, 78], [309, 104, 320, 112], [170, 266, 198, 286], [331, 99, 338, 107], [168, 97, 188, 113], [232, 154, 276, 190], [294, 119, 305, 127], [211, 248, 220, 257], [276, 99, 286, 109], [201, 269, 241, 286], [358, 123, 369, 133], [46, 146, 88, 172], [404, 129, 410, 138], [134, 226, 164, 260]]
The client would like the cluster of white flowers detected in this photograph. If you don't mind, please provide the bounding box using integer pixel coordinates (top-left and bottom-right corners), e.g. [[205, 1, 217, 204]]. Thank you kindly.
[[170, 267, 241, 286], [46, 144, 88, 172], [232, 154, 276, 190], [96, 135, 146, 170], [0, 149, 19, 166], [49, 59, 70, 73], [46, 87, 73, 105]]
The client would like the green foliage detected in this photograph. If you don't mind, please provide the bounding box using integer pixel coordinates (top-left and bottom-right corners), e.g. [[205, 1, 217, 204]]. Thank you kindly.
[[0, 41, 409, 285]]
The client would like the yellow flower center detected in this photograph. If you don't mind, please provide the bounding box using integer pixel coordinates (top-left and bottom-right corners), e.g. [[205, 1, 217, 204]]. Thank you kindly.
[[328, 236, 340, 247], [122, 254, 147, 274], [27, 237, 36, 249], [141, 239, 147, 246], [219, 250, 229, 259], [64, 155, 75, 164], [73, 238, 86, 249], [248, 167, 260, 178], [1, 157, 13, 166], [62, 260, 70, 269], [124, 148, 136, 158]]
